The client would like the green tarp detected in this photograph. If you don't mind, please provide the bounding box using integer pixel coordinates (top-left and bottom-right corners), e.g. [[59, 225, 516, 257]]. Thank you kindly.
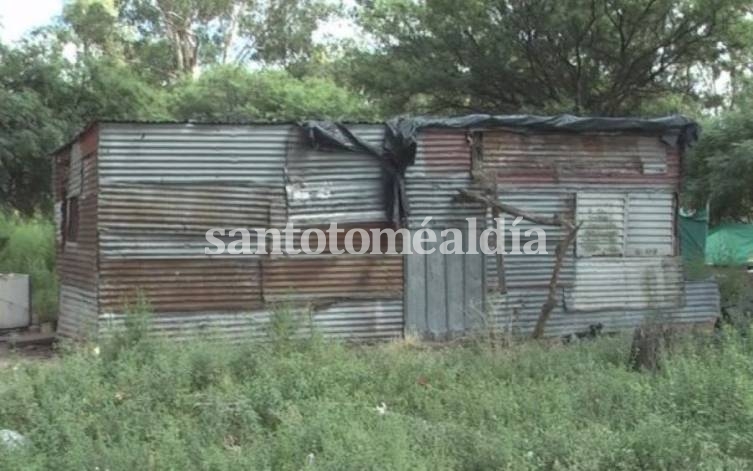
[[706, 223, 753, 266], [679, 208, 709, 264]]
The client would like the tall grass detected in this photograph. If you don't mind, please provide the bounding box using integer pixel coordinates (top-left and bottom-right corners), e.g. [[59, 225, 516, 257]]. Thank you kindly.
[[0, 212, 57, 322], [1, 324, 753, 469]]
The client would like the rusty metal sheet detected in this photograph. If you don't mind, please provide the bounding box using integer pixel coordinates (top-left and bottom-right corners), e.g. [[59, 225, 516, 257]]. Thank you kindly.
[[98, 183, 285, 234], [56, 126, 100, 340], [99, 259, 262, 313], [483, 131, 679, 186], [57, 284, 98, 339], [407, 130, 471, 178], [262, 255, 403, 302]]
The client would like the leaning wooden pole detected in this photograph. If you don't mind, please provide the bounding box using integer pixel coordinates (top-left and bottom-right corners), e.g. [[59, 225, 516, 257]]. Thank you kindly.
[[457, 188, 578, 339], [531, 222, 581, 339]]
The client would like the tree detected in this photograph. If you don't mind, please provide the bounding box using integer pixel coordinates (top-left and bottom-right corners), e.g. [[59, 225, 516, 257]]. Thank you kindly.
[[0, 41, 69, 213], [117, 0, 337, 77], [347, 0, 752, 116], [685, 104, 753, 224], [169, 65, 378, 121]]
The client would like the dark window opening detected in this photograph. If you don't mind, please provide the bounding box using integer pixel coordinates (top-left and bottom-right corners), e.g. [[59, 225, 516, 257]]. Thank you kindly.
[[66, 197, 79, 243]]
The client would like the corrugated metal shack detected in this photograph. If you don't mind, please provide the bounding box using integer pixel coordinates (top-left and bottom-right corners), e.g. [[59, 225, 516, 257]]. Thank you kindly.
[[52, 116, 720, 341]]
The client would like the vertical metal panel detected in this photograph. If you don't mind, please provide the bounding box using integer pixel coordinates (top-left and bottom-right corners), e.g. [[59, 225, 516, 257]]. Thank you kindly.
[[286, 125, 387, 225], [404, 230, 486, 339], [482, 131, 675, 185], [67, 142, 83, 197]]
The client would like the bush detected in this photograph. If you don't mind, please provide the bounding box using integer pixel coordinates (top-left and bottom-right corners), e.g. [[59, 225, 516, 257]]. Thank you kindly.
[[0, 212, 57, 322], [2, 326, 753, 469]]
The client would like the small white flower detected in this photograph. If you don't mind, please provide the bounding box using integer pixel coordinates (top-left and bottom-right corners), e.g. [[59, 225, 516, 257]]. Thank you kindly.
[[92, 346, 100, 357], [306, 453, 315, 466], [526, 451, 534, 459], [376, 402, 387, 415]]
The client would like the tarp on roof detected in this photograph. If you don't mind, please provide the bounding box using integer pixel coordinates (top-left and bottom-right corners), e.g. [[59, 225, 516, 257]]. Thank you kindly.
[[300, 114, 700, 224], [303, 114, 698, 165], [706, 223, 753, 266]]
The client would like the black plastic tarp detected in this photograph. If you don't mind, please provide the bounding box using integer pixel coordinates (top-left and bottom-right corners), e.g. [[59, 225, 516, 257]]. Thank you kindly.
[[300, 114, 700, 224]]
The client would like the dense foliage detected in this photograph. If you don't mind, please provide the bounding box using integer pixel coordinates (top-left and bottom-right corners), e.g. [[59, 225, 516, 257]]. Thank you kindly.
[[2, 324, 753, 469], [347, 0, 753, 116], [685, 100, 753, 223]]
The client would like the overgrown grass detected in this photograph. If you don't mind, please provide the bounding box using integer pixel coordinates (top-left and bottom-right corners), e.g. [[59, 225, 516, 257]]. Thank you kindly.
[[0, 212, 57, 322], [2, 322, 753, 470]]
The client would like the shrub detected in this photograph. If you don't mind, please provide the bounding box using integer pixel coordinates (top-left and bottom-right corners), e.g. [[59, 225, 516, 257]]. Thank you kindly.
[[0, 212, 57, 322], [2, 326, 753, 469]]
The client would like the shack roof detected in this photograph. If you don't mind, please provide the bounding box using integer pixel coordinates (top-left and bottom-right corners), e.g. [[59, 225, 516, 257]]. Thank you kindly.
[[51, 114, 699, 158]]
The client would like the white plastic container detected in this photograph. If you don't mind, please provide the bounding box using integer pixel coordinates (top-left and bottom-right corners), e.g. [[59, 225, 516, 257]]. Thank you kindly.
[[0, 274, 31, 330]]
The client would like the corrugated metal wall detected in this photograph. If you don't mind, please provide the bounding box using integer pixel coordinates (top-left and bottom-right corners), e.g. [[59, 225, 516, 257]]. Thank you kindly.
[[89, 122, 404, 341], [55, 125, 100, 339], [53, 121, 717, 341], [482, 131, 679, 185], [286, 125, 387, 225], [404, 127, 715, 338], [404, 230, 486, 339], [490, 280, 718, 337]]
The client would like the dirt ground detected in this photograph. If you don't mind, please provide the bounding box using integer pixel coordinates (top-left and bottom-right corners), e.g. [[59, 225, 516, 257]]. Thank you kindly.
[[0, 334, 57, 368]]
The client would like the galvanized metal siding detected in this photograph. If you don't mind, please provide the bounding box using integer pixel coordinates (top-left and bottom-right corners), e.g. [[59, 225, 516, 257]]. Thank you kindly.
[[99, 299, 404, 342], [406, 130, 481, 229], [98, 123, 290, 184], [567, 257, 684, 311], [406, 178, 485, 229], [482, 131, 677, 185], [491, 280, 718, 338], [404, 230, 486, 339], [486, 189, 575, 289], [286, 125, 387, 225], [93, 123, 405, 342], [627, 193, 674, 257]]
